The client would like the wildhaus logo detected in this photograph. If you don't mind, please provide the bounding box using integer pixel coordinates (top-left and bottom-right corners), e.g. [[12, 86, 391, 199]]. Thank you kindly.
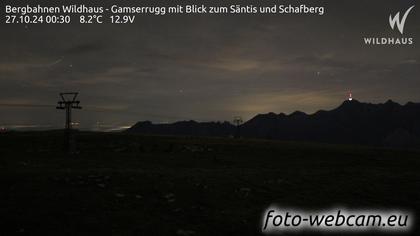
[[364, 5, 415, 45], [389, 5, 415, 34]]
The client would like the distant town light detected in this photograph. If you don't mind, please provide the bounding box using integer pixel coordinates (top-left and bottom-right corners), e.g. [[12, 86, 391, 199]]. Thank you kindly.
[[348, 92, 353, 101]]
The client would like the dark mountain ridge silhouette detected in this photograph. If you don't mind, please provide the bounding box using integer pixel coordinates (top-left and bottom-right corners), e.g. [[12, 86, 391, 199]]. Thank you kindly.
[[127, 100, 420, 147]]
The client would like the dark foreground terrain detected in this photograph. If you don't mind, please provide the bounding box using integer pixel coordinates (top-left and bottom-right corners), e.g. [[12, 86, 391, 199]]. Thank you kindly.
[[0, 131, 419, 235]]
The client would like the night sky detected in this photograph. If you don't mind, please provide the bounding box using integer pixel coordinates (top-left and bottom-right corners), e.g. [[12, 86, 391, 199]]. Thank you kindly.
[[0, 0, 419, 130]]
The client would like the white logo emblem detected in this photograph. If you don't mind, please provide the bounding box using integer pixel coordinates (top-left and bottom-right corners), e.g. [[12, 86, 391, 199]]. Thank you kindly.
[[389, 5, 415, 34]]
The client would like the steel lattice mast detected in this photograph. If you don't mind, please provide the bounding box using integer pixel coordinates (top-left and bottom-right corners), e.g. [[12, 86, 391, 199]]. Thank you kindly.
[[56, 92, 82, 152]]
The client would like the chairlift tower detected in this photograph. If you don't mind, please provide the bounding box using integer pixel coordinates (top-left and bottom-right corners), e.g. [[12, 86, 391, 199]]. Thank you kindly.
[[233, 116, 243, 138], [56, 92, 82, 152]]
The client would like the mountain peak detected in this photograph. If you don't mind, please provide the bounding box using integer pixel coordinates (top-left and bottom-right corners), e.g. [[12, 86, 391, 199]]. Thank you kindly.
[[342, 99, 361, 105], [384, 99, 400, 106], [336, 99, 363, 111]]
